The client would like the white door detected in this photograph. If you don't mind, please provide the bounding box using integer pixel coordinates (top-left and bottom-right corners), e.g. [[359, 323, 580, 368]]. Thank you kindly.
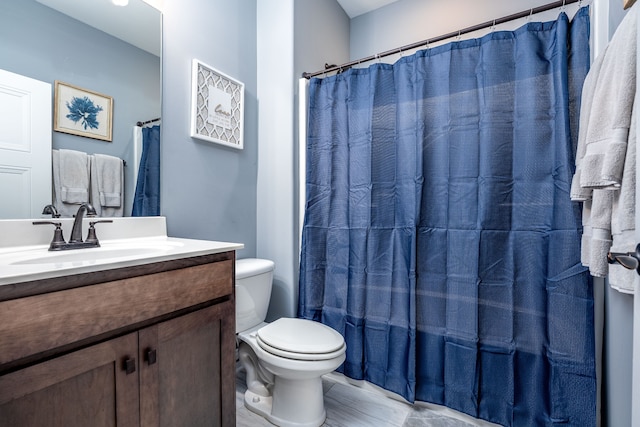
[[0, 69, 51, 219]]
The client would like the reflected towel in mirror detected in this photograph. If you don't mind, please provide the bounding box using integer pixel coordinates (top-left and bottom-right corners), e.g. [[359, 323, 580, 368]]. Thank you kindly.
[[90, 154, 124, 217], [52, 149, 90, 217]]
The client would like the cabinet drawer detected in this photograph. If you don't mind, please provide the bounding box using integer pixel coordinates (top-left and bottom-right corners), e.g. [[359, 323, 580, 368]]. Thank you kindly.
[[0, 260, 232, 367]]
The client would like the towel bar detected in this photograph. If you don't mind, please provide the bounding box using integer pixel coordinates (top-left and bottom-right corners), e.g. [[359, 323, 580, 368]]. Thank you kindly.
[[608, 244, 640, 274]]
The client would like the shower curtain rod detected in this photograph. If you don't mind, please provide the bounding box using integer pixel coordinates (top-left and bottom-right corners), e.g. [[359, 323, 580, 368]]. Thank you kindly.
[[302, 0, 583, 79], [136, 117, 161, 127]]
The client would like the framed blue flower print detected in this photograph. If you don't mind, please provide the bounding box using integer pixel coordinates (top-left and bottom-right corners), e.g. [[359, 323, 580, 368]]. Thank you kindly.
[[54, 81, 113, 142]]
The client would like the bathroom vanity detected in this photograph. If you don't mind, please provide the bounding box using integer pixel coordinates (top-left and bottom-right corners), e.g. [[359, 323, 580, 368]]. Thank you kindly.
[[0, 217, 242, 427]]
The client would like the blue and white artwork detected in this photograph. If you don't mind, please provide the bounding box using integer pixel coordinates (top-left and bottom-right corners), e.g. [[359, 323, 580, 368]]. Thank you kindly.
[[65, 96, 103, 130], [54, 81, 113, 142]]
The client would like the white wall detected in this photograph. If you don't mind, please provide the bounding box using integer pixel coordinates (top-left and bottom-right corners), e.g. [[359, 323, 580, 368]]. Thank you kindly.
[[257, 0, 349, 320], [256, 0, 296, 319]]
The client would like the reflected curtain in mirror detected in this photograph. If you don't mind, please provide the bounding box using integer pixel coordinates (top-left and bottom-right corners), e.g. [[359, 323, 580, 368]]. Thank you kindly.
[[132, 125, 160, 216]]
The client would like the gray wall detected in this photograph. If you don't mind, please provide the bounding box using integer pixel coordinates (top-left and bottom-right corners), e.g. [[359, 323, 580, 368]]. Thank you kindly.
[[161, 0, 257, 258], [294, 0, 350, 79], [350, 0, 586, 62], [0, 0, 160, 216], [602, 4, 633, 427], [604, 283, 633, 427], [253, 0, 349, 320]]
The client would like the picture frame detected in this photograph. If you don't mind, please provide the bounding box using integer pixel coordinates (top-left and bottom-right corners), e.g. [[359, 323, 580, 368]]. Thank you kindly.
[[190, 59, 244, 150], [54, 81, 113, 142]]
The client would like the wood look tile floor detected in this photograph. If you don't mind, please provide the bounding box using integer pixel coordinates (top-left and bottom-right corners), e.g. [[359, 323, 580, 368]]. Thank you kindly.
[[235, 362, 497, 427]]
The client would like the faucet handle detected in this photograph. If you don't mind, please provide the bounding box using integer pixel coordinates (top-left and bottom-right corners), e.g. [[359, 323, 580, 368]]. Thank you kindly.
[[85, 220, 113, 245], [41, 204, 60, 218], [33, 221, 66, 250]]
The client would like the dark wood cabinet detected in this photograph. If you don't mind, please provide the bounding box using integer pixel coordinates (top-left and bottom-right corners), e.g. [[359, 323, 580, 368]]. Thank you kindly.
[[139, 301, 236, 427], [0, 252, 236, 427], [0, 333, 140, 427]]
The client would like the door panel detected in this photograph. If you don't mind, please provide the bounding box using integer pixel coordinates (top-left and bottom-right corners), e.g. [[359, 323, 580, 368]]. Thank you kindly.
[[0, 69, 51, 219]]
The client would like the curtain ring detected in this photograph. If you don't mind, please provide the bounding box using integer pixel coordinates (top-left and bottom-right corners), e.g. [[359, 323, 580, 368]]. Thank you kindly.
[[528, 8, 533, 21], [491, 19, 496, 32], [456, 30, 461, 41], [561, 0, 566, 11]]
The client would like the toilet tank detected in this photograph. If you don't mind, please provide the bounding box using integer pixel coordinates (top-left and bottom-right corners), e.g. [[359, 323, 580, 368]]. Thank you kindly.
[[235, 258, 275, 333]]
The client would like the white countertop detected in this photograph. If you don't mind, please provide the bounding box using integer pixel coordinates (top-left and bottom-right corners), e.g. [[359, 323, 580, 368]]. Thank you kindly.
[[0, 217, 243, 286]]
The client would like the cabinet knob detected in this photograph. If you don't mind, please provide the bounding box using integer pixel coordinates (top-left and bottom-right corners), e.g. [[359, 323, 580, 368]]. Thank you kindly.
[[145, 348, 157, 365], [123, 357, 136, 374]]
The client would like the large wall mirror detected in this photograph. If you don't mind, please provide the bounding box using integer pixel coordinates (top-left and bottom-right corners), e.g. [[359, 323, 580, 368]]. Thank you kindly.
[[0, 0, 161, 219]]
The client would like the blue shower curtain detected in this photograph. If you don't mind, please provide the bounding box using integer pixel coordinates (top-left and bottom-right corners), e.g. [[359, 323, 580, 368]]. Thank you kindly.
[[299, 8, 595, 427], [132, 124, 161, 216]]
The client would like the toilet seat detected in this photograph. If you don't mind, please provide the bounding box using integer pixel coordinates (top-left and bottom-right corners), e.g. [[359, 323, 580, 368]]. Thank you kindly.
[[256, 335, 346, 361], [256, 318, 345, 361]]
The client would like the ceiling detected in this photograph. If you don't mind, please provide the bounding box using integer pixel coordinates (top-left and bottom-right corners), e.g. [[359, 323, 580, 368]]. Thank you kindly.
[[35, 0, 161, 56], [336, 0, 400, 18]]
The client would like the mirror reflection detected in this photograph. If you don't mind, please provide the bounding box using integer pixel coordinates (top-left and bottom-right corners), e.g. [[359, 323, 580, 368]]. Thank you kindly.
[[0, 0, 161, 219]]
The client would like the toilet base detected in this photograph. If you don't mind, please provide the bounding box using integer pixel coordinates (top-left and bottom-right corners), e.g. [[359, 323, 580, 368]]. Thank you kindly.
[[237, 318, 346, 427], [243, 375, 326, 427]]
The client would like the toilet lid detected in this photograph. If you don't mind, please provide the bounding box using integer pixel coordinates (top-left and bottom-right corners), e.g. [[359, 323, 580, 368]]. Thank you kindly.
[[256, 318, 345, 358]]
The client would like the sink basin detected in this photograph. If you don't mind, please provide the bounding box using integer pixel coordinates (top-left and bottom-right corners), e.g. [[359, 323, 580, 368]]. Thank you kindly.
[[8, 241, 185, 266], [0, 217, 245, 288]]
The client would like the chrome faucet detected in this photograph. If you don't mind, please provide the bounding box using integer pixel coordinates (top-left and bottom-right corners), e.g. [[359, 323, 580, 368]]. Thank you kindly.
[[69, 203, 97, 243]]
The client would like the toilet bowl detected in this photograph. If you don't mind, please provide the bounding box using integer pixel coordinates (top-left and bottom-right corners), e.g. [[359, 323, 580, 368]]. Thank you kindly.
[[235, 259, 346, 427]]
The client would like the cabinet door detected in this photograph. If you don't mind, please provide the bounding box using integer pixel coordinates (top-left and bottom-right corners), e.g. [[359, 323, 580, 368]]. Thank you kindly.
[[139, 301, 236, 427], [0, 333, 139, 427]]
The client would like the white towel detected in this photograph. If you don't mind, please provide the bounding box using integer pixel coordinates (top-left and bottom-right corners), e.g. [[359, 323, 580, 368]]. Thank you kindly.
[[573, 7, 637, 191], [52, 149, 90, 217], [582, 190, 614, 278], [58, 149, 90, 203], [570, 5, 637, 293], [570, 48, 607, 202], [94, 154, 122, 207], [90, 154, 124, 217]]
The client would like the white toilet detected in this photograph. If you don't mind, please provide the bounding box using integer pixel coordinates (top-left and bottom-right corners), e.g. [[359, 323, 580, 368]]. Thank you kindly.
[[235, 258, 346, 427]]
